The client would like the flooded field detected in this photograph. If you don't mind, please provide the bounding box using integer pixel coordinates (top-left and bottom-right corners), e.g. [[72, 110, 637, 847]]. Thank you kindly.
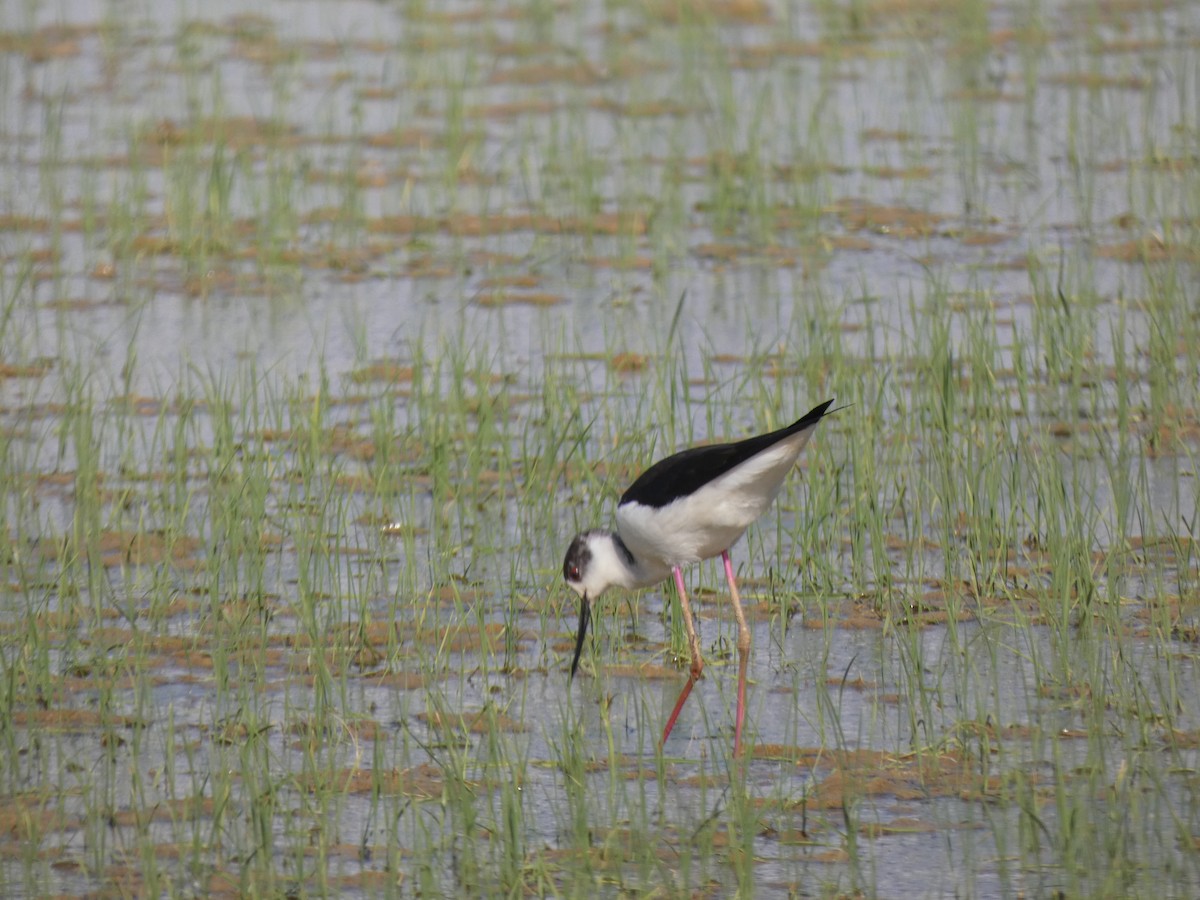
[[2, 0, 1200, 896]]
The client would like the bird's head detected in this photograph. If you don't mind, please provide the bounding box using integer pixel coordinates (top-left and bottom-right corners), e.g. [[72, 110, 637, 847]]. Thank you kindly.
[[562, 530, 622, 678]]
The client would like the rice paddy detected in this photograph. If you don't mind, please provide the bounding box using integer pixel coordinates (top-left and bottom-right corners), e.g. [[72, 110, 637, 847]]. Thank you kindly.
[[2, 0, 1200, 896]]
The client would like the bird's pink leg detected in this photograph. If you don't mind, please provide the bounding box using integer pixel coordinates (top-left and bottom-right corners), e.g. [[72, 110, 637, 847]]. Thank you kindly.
[[661, 565, 704, 748], [723, 551, 751, 757]]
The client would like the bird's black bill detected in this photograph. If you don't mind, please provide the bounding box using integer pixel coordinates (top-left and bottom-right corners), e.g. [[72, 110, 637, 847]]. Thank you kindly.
[[570, 595, 591, 679]]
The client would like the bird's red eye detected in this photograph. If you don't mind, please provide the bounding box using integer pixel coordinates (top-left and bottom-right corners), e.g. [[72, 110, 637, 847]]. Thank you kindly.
[[568, 565, 580, 580]]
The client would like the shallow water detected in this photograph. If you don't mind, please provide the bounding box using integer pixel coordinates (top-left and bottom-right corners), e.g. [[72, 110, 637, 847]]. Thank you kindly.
[[3, 0, 1200, 897]]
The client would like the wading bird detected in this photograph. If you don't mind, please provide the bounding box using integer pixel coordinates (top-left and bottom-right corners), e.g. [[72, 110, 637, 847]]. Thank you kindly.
[[563, 399, 834, 756]]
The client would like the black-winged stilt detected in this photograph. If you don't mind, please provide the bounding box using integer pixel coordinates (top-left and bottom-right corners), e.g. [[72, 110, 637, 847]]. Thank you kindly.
[[563, 399, 834, 756]]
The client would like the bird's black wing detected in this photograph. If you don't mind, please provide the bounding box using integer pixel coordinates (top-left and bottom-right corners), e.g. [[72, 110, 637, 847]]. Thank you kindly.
[[619, 399, 834, 509]]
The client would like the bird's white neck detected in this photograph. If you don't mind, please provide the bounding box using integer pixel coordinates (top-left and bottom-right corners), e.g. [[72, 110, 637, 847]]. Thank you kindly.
[[580, 530, 671, 597]]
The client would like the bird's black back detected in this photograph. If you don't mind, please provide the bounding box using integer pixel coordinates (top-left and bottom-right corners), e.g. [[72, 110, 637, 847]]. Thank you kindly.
[[619, 399, 834, 510]]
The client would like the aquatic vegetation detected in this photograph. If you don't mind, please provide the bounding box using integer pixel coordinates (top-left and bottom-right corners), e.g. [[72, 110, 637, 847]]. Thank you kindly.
[[1, 0, 1198, 895]]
